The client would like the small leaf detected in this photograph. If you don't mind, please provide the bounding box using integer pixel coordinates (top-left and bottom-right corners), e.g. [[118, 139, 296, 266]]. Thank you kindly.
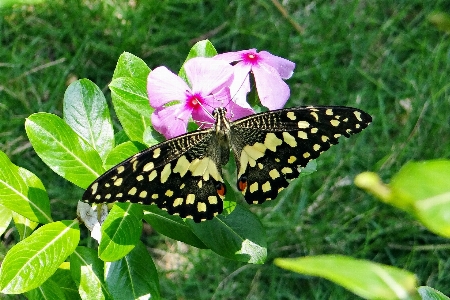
[[25, 113, 104, 189], [188, 205, 267, 263], [274, 255, 418, 300], [103, 141, 146, 170], [0, 204, 12, 237], [113, 52, 151, 81], [12, 212, 38, 240], [105, 241, 160, 300], [109, 77, 152, 143], [0, 151, 52, 223], [0, 220, 80, 294], [418, 286, 450, 300], [24, 278, 67, 300], [142, 206, 207, 249], [179, 39, 218, 82], [50, 263, 80, 300], [64, 79, 114, 160], [99, 203, 143, 261], [71, 247, 110, 300]]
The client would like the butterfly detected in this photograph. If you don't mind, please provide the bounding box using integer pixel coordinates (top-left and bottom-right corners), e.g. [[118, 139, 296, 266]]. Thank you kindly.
[[83, 106, 371, 222]]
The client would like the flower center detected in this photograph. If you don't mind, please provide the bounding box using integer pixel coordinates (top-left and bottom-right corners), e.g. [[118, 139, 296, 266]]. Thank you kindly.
[[186, 92, 204, 109], [242, 51, 260, 65]]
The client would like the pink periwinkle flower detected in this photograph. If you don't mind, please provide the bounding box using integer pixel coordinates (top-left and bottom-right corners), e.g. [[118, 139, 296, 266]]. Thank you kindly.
[[147, 57, 254, 139], [214, 49, 295, 110]]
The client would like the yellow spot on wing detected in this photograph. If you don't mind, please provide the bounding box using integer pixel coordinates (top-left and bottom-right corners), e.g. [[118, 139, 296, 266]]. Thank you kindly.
[[153, 148, 161, 158], [91, 182, 98, 194], [262, 181, 271, 192], [269, 169, 280, 179], [286, 111, 296, 120], [139, 191, 147, 198], [117, 166, 125, 174], [264, 133, 283, 152], [143, 162, 154, 172], [128, 187, 137, 195], [160, 163, 172, 183], [331, 119, 340, 126], [208, 196, 218, 204], [173, 198, 183, 207], [197, 202, 207, 212], [114, 178, 123, 186], [326, 109, 333, 115], [165, 190, 173, 197], [186, 194, 195, 204], [354, 111, 362, 121], [282, 132, 297, 147], [298, 121, 310, 129], [148, 170, 157, 181], [173, 155, 190, 177], [249, 182, 259, 193], [298, 131, 307, 139]]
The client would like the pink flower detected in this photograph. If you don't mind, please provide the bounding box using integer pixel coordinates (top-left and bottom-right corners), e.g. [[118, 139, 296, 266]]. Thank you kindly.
[[147, 57, 254, 139], [214, 49, 295, 110]]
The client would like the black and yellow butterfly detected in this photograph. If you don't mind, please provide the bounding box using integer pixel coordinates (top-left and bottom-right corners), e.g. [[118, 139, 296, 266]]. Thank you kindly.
[[83, 106, 371, 222]]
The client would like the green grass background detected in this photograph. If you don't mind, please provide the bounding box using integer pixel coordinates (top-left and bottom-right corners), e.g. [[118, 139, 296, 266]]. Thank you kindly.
[[1, 0, 450, 299]]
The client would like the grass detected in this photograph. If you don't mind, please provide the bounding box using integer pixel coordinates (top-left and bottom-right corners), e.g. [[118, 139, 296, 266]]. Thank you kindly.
[[1, 0, 450, 299]]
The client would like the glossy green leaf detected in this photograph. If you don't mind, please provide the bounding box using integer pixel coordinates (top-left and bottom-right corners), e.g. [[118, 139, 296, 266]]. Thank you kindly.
[[418, 286, 450, 300], [12, 212, 38, 240], [0, 220, 80, 294], [0, 151, 52, 223], [105, 241, 160, 300], [24, 278, 67, 300], [113, 52, 150, 81], [109, 77, 152, 144], [142, 206, 207, 249], [0, 204, 12, 237], [50, 263, 80, 300], [71, 247, 110, 300], [392, 160, 450, 237], [99, 202, 143, 261], [188, 205, 267, 263], [274, 255, 418, 300], [103, 141, 146, 170], [179, 39, 218, 82], [25, 113, 104, 189], [64, 79, 114, 160]]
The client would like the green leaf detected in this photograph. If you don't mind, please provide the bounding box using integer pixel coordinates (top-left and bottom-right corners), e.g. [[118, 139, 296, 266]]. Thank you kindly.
[[188, 205, 267, 263], [50, 263, 81, 300], [24, 278, 67, 300], [109, 77, 152, 143], [0, 204, 12, 237], [418, 286, 450, 300], [143, 125, 165, 147], [391, 160, 450, 237], [113, 52, 150, 81], [274, 255, 418, 300], [71, 247, 110, 300], [64, 79, 114, 160], [142, 206, 207, 249], [179, 39, 218, 82], [12, 212, 38, 240], [25, 113, 104, 189], [0, 151, 52, 223], [103, 141, 146, 170], [0, 220, 80, 294], [99, 203, 143, 261], [105, 241, 160, 300]]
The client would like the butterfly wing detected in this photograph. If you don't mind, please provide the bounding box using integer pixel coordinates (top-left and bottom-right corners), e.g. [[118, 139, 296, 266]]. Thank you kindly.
[[83, 129, 227, 222], [229, 106, 372, 204]]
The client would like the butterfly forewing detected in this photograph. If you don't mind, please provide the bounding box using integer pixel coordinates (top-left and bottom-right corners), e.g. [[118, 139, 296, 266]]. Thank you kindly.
[[84, 129, 227, 222], [229, 106, 372, 204]]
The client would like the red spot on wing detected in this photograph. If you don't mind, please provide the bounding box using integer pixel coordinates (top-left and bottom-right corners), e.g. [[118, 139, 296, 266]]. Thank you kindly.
[[216, 183, 226, 197], [237, 176, 247, 192]]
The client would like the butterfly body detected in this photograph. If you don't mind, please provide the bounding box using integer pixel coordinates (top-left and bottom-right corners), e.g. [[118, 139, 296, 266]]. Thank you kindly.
[[84, 106, 372, 222]]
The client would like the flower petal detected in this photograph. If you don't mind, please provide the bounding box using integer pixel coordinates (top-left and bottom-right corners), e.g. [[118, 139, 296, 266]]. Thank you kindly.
[[147, 67, 190, 108], [151, 105, 192, 139], [229, 62, 252, 109], [252, 64, 290, 110], [184, 57, 234, 96], [225, 100, 255, 121], [258, 51, 295, 79], [213, 49, 257, 63]]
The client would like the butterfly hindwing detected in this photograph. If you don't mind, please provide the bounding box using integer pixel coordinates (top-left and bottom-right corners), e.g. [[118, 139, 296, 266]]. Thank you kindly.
[[229, 106, 372, 204], [84, 129, 227, 222]]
